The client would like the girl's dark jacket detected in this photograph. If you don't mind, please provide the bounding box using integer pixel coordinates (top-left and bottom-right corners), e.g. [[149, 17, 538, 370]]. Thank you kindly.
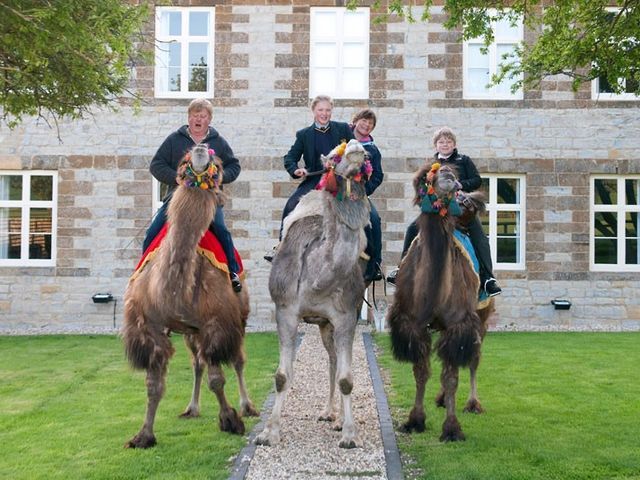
[[283, 120, 354, 190], [150, 125, 241, 201], [434, 148, 481, 193], [359, 135, 383, 197]]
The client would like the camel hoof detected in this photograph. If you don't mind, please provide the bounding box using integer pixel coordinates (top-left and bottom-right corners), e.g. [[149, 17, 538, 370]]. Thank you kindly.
[[440, 416, 465, 442], [241, 404, 260, 417], [255, 430, 280, 446], [219, 408, 245, 435], [400, 419, 425, 434], [124, 433, 157, 449], [179, 407, 200, 418], [318, 412, 336, 422], [339, 437, 358, 449], [463, 399, 484, 414]]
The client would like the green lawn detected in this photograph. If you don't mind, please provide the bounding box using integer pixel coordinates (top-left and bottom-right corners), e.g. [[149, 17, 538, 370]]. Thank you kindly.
[[374, 332, 640, 480], [0, 333, 278, 480]]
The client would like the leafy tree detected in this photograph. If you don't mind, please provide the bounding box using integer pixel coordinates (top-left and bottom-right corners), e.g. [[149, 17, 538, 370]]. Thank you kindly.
[[0, 0, 150, 128], [348, 0, 640, 95]]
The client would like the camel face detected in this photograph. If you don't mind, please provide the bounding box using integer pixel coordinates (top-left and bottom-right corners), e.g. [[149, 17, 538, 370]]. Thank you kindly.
[[433, 165, 458, 197], [191, 144, 211, 173]]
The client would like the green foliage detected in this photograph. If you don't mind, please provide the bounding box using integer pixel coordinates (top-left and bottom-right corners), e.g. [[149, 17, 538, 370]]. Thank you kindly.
[[0, 333, 279, 480], [0, 0, 150, 128], [349, 0, 640, 95], [374, 332, 640, 479]]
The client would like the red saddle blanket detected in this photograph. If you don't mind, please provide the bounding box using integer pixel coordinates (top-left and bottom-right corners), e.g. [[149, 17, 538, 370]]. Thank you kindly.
[[133, 223, 244, 277]]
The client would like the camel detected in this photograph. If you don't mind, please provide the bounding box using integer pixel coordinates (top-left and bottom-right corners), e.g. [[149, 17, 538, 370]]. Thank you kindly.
[[386, 162, 495, 442], [122, 143, 258, 449], [256, 139, 372, 449]]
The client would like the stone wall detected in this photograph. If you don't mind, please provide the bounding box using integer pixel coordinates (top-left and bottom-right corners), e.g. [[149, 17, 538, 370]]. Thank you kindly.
[[1, 2, 639, 332]]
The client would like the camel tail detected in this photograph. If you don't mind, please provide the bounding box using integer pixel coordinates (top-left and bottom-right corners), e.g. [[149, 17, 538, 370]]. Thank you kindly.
[[387, 303, 431, 364], [436, 315, 481, 368]]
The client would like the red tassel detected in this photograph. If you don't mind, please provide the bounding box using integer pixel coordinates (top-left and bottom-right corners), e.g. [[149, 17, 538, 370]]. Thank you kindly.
[[324, 168, 338, 193]]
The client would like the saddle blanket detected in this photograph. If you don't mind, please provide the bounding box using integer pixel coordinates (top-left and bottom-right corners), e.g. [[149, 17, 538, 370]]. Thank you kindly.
[[452, 229, 491, 307], [132, 223, 244, 278]]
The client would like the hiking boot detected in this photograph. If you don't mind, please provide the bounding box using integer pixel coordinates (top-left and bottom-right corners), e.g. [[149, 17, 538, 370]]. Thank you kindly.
[[386, 267, 399, 285], [230, 272, 242, 293], [263, 246, 276, 263], [484, 278, 502, 297]]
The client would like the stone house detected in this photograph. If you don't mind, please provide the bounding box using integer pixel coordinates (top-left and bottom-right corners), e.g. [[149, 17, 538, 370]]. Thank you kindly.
[[1, 1, 639, 332]]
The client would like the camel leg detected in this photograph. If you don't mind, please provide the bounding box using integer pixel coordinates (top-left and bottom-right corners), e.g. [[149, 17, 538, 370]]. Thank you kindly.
[[318, 322, 338, 422], [402, 358, 430, 433], [233, 346, 259, 417], [463, 352, 485, 413], [207, 362, 245, 435], [334, 319, 360, 449], [440, 363, 465, 442], [255, 309, 298, 446], [180, 334, 203, 418], [125, 362, 167, 448]]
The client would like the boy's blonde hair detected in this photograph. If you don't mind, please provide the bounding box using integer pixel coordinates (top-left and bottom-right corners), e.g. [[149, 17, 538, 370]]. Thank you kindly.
[[432, 126, 457, 147], [310, 95, 334, 110], [188, 98, 214, 117]]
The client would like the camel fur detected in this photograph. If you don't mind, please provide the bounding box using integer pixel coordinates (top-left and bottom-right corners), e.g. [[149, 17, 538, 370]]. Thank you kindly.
[[386, 162, 495, 442], [256, 139, 371, 449], [122, 144, 258, 449]]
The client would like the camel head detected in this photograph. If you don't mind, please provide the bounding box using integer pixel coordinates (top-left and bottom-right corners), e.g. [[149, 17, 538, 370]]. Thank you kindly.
[[413, 163, 463, 217], [317, 139, 372, 198], [176, 143, 223, 191]]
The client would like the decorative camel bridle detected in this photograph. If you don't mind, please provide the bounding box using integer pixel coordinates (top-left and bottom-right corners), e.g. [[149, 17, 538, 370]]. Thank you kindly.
[[316, 141, 373, 201], [176, 148, 221, 190], [417, 162, 462, 217]]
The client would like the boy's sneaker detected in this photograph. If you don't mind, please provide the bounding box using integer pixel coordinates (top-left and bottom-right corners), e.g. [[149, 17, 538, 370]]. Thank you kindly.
[[484, 278, 502, 297], [386, 268, 399, 285], [230, 273, 242, 293]]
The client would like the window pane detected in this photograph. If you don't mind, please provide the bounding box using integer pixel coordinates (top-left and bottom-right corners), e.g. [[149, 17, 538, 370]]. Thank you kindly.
[[497, 237, 517, 263], [189, 43, 208, 67], [344, 11, 367, 36], [314, 43, 337, 67], [342, 68, 366, 93], [495, 17, 519, 39], [497, 210, 519, 236], [497, 178, 519, 204], [495, 44, 517, 95], [314, 11, 338, 36], [159, 11, 181, 36], [626, 211, 638, 238], [30, 176, 53, 201], [625, 237, 639, 264], [594, 211, 617, 238], [467, 44, 489, 68], [314, 69, 337, 94], [595, 238, 617, 264], [468, 69, 490, 93], [30, 208, 51, 233], [343, 43, 366, 67], [594, 179, 617, 204], [598, 76, 616, 93], [169, 42, 182, 67], [189, 67, 208, 92], [0, 233, 21, 259], [0, 175, 22, 200], [189, 12, 209, 36], [625, 179, 639, 205], [29, 234, 51, 259]]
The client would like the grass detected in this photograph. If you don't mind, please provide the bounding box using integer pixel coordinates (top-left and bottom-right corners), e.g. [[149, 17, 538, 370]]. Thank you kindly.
[[0, 332, 278, 480], [374, 332, 640, 480]]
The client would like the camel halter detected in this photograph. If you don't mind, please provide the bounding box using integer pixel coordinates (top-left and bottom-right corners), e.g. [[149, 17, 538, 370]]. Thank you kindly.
[[418, 163, 462, 217], [176, 149, 221, 190], [316, 142, 373, 200]]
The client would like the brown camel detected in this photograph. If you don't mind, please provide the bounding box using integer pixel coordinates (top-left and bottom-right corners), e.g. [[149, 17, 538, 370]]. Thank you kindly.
[[386, 162, 495, 442], [256, 139, 371, 449], [122, 144, 258, 449]]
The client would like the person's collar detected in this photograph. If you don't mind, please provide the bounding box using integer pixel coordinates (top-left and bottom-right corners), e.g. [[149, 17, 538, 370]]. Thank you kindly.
[[314, 122, 330, 132]]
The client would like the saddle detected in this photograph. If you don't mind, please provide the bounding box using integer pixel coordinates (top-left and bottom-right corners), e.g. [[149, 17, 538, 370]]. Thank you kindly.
[[132, 223, 244, 279], [450, 229, 491, 309]]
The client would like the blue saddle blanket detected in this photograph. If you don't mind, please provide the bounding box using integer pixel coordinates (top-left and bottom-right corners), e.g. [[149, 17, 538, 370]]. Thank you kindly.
[[453, 229, 489, 303]]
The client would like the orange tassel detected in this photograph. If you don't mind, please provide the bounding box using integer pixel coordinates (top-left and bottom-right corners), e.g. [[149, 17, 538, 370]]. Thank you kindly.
[[325, 168, 338, 193]]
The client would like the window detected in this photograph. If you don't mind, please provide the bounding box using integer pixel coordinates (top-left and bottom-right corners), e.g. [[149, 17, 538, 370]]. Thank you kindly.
[[0, 171, 57, 266], [463, 13, 523, 100], [591, 176, 640, 271], [480, 175, 526, 269], [152, 179, 169, 214], [155, 7, 214, 98], [591, 8, 638, 100], [309, 7, 370, 100]]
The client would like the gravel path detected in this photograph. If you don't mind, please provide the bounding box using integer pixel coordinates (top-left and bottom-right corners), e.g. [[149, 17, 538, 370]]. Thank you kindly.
[[232, 322, 400, 480]]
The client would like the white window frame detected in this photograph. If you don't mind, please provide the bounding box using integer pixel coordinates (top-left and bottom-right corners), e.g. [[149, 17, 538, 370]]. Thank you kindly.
[[151, 179, 165, 215], [154, 6, 215, 99], [309, 7, 370, 100], [463, 11, 524, 100], [0, 171, 57, 267], [590, 175, 640, 271], [591, 8, 638, 101], [482, 174, 526, 270]]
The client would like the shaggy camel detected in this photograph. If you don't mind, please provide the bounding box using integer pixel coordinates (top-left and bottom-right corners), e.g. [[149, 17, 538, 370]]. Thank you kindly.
[[386, 162, 495, 442], [122, 144, 258, 449], [256, 139, 371, 449]]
